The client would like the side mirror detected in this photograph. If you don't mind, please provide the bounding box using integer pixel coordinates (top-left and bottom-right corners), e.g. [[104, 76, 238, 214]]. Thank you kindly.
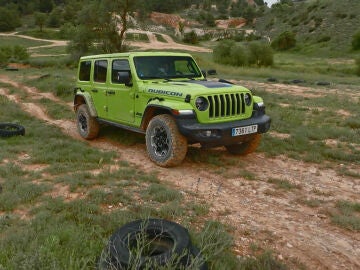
[[117, 71, 132, 86], [201, 70, 207, 79]]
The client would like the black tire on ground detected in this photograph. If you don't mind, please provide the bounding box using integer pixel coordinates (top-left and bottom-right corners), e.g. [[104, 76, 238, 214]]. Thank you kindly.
[[106, 218, 192, 269], [146, 114, 187, 167], [0, 123, 25, 137], [76, 104, 99, 139], [225, 134, 262, 155]]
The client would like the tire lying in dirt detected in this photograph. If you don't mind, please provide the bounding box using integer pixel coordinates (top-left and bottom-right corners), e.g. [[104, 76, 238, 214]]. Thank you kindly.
[[146, 114, 188, 167], [0, 123, 25, 138], [100, 218, 207, 269], [76, 104, 99, 139], [225, 134, 262, 155]]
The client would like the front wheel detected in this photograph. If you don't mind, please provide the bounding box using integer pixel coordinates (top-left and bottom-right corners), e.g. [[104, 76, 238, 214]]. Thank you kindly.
[[146, 114, 187, 167], [76, 104, 99, 139], [225, 134, 262, 155]]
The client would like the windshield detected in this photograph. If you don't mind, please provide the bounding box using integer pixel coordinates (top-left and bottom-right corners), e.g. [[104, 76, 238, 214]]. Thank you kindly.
[[134, 56, 202, 80]]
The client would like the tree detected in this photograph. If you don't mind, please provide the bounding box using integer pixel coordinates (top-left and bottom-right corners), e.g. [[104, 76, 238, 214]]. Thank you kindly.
[[39, 0, 54, 13], [68, 0, 137, 60], [35, 12, 47, 32], [0, 7, 21, 31]]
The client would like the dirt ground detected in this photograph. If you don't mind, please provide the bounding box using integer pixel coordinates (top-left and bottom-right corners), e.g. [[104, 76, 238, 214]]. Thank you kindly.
[[0, 73, 359, 270]]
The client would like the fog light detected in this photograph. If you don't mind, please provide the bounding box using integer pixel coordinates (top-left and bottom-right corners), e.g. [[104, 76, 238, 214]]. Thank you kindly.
[[200, 130, 212, 137]]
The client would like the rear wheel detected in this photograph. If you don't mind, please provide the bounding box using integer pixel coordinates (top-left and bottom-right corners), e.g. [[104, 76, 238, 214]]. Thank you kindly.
[[225, 134, 261, 155], [76, 104, 99, 139], [146, 114, 187, 167]]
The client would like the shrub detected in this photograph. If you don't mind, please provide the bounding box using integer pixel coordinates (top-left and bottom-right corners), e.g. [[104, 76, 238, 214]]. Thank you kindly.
[[0, 7, 21, 31], [213, 40, 235, 65], [356, 57, 360, 76], [0, 45, 29, 67], [248, 42, 274, 67], [213, 40, 273, 67], [352, 31, 360, 50], [271, 31, 296, 51], [183, 31, 199, 44], [229, 44, 248, 66]]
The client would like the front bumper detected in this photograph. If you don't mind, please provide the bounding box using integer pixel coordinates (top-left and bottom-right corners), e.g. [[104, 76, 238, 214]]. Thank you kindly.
[[175, 114, 271, 147]]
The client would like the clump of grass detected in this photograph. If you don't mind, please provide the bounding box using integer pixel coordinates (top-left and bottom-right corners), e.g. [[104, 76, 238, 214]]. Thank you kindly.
[[144, 183, 182, 203], [268, 178, 301, 190], [329, 200, 360, 231]]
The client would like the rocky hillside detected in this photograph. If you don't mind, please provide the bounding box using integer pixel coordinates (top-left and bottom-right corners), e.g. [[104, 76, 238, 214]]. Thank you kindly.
[[254, 0, 360, 55]]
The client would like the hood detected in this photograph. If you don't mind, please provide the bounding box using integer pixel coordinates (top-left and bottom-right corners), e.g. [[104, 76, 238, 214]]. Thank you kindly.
[[142, 80, 249, 99]]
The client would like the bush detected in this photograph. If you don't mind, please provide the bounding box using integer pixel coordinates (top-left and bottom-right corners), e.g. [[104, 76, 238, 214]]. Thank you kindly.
[[0, 7, 21, 31], [0, 45, 29, 67], [229, 44, 248, 66], [356, 57, 360, 76], [183, 31, 199, 44], [213, 40, 273, 67], [213, 40, 235, 65], [271, 31, 296, 51], [352, 31, 360, 50], [248, 42, 274, 67]]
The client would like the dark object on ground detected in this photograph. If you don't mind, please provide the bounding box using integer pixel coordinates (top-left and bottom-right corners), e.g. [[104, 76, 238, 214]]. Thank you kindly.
[[0, 123, 25, 137], [5, 67, 18, 71], [291, 79, 306, 84], [316, 81, 331, 86], [267, 77, 278, 82], [100, 218, 208, 269]]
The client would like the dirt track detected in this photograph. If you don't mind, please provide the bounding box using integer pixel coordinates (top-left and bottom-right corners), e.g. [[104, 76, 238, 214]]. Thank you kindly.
[[0, 74, 359, 270]]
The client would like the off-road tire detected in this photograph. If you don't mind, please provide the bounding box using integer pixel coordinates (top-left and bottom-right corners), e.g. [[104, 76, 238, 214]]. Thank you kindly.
[[225, 134, 262, 155], [146, 114, 187, 167], [76, 104, 99, 139], [107, 218, 192, 269], [0, 123, 25, 137]]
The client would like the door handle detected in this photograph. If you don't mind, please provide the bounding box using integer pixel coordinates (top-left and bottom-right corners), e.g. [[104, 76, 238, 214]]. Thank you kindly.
[[91, 89, 98, 93]]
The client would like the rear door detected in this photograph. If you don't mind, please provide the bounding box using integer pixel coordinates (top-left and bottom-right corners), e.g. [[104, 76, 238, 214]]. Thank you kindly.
[[91, 59, 108, 119]]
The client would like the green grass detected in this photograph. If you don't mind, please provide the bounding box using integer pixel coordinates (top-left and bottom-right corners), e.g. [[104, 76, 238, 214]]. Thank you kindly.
[[1, 99, 259, 269], [268, 178, 301, 191], [329, 200, 360, 231], [0, 36, 51, 48]]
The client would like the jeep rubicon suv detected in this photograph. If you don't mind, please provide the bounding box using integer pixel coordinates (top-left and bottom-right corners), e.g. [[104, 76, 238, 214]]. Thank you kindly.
[[74, 52, 270, 167]]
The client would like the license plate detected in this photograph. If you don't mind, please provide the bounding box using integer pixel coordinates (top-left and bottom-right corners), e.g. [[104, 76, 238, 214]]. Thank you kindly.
[[232, 125, 258, 136]]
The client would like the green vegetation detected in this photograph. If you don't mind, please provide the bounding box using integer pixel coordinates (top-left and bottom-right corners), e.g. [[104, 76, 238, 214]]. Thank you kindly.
[[0, 45, 29, 67], [0, 95, 243, 269], [256, 0, 360, 56], [271, 31, 296, 51], [329, 201, 360, 231], [213, 40, 273, 67], [352, 31, 360, 50]]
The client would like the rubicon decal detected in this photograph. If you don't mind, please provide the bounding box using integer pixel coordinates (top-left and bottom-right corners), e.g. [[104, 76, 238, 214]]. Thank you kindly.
[[148, 88, 183, 97]]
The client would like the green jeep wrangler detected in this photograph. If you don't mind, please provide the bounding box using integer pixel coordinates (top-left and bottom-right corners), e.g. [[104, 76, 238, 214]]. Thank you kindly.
[[74, 52, 270, 167]]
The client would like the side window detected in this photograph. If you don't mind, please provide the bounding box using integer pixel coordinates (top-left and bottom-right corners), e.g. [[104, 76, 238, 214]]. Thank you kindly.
[[79, 61, 91, 81], [94, 60, 108, 83], [112, 59, 130, 84]]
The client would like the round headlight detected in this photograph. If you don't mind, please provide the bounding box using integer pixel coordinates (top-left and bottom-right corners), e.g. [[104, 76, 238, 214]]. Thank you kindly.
[[244, 93, 252, 106], [195, 96, 209, 111]]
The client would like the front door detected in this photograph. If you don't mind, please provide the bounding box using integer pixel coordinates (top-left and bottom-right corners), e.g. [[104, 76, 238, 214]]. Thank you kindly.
[[106, 59, 135, 123]]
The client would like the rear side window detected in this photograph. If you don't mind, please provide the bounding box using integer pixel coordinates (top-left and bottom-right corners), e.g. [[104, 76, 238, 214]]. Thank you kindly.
[[94, 60, 108, 83], [79, 61, 91, 81]]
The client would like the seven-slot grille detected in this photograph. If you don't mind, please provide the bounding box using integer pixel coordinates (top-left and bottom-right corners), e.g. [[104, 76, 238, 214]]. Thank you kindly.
[[207, 93, 246, 118]]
